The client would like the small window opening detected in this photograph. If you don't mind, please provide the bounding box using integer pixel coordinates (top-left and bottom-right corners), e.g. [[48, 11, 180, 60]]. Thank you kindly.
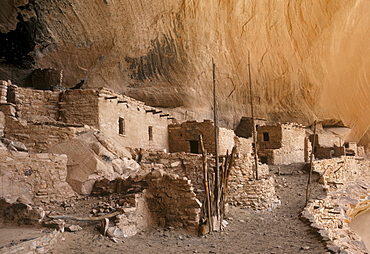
[[263, 132, 269, 141], [119, 117, 125, 135], [148, 126, 153, 140], [344, 143, 349, 148]]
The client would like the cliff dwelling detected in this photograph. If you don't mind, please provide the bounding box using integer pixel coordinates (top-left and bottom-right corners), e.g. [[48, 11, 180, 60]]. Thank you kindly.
[[1, 1, 370, 253]]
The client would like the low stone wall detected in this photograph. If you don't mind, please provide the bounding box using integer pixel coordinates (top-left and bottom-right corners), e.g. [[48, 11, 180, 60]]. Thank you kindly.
[[301, 157, 370, 253], [0, 150, 76, 205]]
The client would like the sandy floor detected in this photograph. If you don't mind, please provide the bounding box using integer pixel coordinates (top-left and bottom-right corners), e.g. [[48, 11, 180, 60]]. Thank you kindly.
[[48, 164, 329, 254]]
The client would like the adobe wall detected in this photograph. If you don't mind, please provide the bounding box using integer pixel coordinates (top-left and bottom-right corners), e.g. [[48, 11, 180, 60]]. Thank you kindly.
[[59, 89, 100, 127], [0, 150, 76, 205], [301, 157, 370, 253], [97, 88, 170, 151]]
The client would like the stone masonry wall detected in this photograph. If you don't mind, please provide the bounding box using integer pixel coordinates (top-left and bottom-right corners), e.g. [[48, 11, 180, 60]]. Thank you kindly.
[[141, 152, 208, 202], [59, 89, 100, 127], [5, 113, 84, 153], [16, 87, 61, 121], [169, 120, 235, 155], [0, 150, 76, 205], [301, 157, 370, 253], [145, 170, 201, 233], [169, 120, 215, 154]]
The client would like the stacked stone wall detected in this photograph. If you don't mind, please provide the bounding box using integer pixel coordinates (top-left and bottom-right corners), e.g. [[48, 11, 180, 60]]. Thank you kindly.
[[141, 152, 207, 201], [0, 150, 76, 205], [301, 157, 370, 253], [16, 87, 61, 121], [169, 120, 215, 154], [5, 115, 83, 152], [228, 137, 278, 209]]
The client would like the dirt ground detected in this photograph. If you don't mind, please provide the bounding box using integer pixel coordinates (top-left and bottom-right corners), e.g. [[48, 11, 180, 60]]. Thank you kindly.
[[47, 164, 329, 254]]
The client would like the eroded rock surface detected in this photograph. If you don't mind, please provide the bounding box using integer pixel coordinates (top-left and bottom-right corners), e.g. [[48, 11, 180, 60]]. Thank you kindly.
[[1, 0, 370, 149]]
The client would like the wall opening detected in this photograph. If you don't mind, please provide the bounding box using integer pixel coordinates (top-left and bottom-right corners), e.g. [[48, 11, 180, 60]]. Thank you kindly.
[[189, 140, 199, 154], [260, 156, 268, 164], [148, 126, 153, 140], [263, 132, 269, 142], [119, 117, 125, 135]]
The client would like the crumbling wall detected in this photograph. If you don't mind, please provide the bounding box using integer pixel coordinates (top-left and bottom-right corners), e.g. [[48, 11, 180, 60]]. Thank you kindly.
[[218, 127, 235, 155], [0, 111, 4, 137], [301, 157, 370, 253], [0, 150, 76, 205], [97, 88, 170, 151], [145, 170, 201, 233], [141, 152, 207, 201]]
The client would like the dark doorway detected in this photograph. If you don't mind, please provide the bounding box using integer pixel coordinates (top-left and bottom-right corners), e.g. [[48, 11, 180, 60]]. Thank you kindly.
[[189, 140, 199, 154], [263, 132, 269, 141]]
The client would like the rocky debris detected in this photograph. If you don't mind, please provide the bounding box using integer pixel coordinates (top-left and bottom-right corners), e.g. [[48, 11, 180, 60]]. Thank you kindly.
[[65, 224, 83, 232], [301, 157, 370, 253], [0, 137, 28, 151], [48, 132, 140, 195]]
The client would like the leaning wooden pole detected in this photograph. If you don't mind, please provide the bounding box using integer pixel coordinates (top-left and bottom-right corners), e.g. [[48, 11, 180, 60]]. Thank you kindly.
[[200, 135, 212, 232], [212, 58, 221, 229], [306, 120, 317, 205], [248, 51, 259, 180]]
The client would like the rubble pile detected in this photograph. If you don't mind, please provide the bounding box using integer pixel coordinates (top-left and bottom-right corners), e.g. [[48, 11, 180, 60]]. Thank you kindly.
[[301, 157, 370, 253]]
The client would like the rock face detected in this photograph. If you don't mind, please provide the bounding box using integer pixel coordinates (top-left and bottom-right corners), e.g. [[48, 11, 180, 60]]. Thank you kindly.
[[1, 1, 370, 148]]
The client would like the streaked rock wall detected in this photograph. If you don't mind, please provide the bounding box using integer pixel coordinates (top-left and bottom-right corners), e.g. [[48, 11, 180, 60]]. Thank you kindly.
[[1, 0, 370, 148]]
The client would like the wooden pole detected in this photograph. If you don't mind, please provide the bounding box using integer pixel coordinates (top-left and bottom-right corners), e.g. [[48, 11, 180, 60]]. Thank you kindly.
[[200, 135, 212, 232], [248, 51, 259, 180], [212, 58, 221, 229], [306, 120, 317, 205]]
